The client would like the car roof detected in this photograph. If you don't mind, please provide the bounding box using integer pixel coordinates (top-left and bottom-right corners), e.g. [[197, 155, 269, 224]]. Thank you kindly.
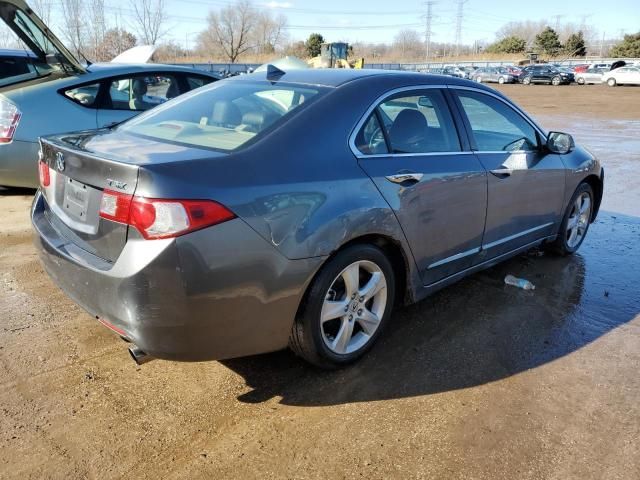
[[86, 62, 219, 77], [0, 48, 36, 58], [232, 68, 475, 88]]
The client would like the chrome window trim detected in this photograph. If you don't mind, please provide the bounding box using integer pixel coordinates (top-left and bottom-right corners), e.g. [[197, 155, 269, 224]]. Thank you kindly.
[[448, 85, 548, 144], [427, 247, 480, 269], [482, 222, 554, 250], [348, 84, 458, 159]]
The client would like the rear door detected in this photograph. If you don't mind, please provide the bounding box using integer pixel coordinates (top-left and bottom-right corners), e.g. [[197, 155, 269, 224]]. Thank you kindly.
[[353, 87, 487, 285], [450, 88, 566, 260]]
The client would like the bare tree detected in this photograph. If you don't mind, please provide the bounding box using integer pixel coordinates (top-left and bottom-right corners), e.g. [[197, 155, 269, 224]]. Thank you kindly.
[[88, 0, 107, 60], [60, 0, 85, 59], [254, 11, 288, 54], [129, 0, 168, 45], [393, 29, 423, 60], [200, 0, 256, 63], [97, 28, 137, 60], [30, 0, 52, 25]]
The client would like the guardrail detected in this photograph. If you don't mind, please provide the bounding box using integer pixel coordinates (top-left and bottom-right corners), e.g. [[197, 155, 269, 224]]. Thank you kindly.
[[173, 58, 640, 74]]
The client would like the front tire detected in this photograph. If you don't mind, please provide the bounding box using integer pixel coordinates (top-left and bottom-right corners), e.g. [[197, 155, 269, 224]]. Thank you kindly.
[[550, 183, 594, 255], [498, 76, 505, 84], [523, 76, 532, 85], [551, 76, 561, 86], [476, 76, 482, 83], [607, 78, 617, 87], [577, 77, 585, 85], [289, 244, 396, 369]]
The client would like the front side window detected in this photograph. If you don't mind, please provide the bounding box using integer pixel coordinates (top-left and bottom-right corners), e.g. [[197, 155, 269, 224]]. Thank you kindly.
[[455, 90, 538, 152], [121, 81, 323, 151]]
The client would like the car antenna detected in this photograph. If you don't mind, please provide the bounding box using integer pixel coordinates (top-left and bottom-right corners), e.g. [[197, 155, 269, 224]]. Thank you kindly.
[[265, 64, 285, 82], [78, 49, 92, 67]]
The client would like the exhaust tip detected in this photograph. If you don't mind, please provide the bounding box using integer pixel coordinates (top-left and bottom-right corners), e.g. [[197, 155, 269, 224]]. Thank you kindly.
[[128, 345, 153, 365]]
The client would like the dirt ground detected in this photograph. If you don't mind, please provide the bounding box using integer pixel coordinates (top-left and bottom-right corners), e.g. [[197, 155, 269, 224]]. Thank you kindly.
[[1, 84, 639, 480]]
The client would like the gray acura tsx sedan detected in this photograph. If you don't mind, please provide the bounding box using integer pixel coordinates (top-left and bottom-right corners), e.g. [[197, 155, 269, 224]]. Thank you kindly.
[[32, 68, 603, 368]]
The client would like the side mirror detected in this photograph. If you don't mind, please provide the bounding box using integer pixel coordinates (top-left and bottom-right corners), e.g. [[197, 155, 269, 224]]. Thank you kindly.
[[546, 131, 575, 154]]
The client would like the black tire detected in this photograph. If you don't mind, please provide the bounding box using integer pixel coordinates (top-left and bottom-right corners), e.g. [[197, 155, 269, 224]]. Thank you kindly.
[[289, 244, 396, 369], [549, 182, 594, 256], [551, 76, 561, 86], [523, 76, 532, 85], [607, 78, 617, 87], [577, 77, 585, 85]]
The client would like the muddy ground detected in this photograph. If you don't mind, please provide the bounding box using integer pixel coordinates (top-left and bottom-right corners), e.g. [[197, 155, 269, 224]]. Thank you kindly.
[[1, 84, 639, 480]]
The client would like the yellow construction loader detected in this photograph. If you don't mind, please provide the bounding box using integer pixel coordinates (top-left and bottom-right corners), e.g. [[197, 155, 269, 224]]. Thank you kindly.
[[307, 43, 364, 69]]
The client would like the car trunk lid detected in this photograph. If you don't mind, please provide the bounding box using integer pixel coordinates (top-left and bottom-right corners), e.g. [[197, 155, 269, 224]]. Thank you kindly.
[[39, 137, 139, 263]]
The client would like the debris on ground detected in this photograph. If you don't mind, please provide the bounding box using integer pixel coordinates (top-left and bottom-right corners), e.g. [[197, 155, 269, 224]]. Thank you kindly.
[[504, 275, 535, 290]]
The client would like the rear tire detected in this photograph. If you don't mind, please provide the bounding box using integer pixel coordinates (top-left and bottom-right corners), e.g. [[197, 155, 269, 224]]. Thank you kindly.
[[476, 76, 482, 83], [549, 183, 594, 256], [289, 244, 396, 369]]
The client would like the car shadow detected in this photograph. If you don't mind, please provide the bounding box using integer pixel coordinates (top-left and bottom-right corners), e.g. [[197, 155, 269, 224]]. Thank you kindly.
[[221, 212, 640, 406], [0, 186, 37, 196]]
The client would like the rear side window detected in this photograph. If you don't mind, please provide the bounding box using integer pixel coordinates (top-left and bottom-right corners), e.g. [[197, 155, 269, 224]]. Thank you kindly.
[[64, 83, 101, 107], [355, 113, 388, 155], [121, 81, 323, 152], [455, 91, 538, 152], [375, 90, 460, 154]]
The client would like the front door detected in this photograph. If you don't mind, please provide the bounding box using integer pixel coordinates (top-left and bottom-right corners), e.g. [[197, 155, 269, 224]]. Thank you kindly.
[[354, 88, 488, 285], [451, 89, 566, 260]]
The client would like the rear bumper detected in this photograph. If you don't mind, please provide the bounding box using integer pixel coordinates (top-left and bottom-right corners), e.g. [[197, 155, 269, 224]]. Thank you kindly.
[[32, 191, 324, 361], [0, 140, 39, 188]]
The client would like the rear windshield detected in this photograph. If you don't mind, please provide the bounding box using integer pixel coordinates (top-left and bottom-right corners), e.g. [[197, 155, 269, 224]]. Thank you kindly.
[[120, 81, 324, 152]]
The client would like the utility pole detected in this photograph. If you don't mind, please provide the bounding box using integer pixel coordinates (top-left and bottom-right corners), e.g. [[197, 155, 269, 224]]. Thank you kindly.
[[423, 1, 436, 63], [454, 0, 468, 57], [599, 31, 605, 57]]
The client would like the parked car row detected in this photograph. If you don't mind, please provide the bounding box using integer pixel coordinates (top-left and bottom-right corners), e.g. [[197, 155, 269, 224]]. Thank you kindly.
[[422, 61, 640, 87]]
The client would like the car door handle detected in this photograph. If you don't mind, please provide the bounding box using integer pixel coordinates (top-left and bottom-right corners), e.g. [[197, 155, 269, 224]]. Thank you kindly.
[[489, 168, 513, 178], [385, 172, 424, 184]]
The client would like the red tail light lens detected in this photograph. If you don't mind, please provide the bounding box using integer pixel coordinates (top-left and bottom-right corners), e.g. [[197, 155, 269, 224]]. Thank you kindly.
[[0, 99, 21, 144], [99, 190, 235, 239], [38, 160, 50, 187]]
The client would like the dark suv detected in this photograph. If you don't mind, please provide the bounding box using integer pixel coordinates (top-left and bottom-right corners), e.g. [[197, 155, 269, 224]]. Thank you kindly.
[[519, 65, 573, 85]]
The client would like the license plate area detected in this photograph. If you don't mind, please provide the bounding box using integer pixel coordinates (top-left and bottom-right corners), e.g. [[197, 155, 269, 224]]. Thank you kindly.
[[63, 177, 90, 220]]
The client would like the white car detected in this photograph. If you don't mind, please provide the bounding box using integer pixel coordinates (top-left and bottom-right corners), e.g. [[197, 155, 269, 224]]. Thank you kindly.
[[602, 66, 640, 87]]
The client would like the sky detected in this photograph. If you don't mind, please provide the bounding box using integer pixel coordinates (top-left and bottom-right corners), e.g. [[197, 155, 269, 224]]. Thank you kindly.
[[24, 0, 640, 50], [139, 0, 640, 48]]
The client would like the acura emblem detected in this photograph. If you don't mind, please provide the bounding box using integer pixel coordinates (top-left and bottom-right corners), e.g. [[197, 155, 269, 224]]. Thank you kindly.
[[55, 152, 65, 172]]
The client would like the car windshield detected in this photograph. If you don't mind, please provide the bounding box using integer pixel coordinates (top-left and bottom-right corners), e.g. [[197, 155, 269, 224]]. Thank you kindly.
[[121, 81, 324, 152]]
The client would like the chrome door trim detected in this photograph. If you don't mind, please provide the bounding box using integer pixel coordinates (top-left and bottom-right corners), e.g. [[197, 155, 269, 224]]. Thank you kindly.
[[482, 222, 554, 250], [427, 247, 481, 269], [348, 84, 452, 159]]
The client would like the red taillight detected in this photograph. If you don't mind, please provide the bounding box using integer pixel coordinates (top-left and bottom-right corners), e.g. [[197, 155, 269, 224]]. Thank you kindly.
[[38, 160, 50, 187], [99, 190, 235, 239], [0, 99, 21, 144]]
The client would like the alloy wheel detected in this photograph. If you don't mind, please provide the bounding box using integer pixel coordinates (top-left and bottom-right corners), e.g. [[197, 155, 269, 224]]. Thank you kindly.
[[320, 260, 387, 355], [566, 192, 592, 248]]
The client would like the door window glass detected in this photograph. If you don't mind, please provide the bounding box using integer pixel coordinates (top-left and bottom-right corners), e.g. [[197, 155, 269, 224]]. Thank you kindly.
[[456, 91, 538, 152], [186, 75, 215, 91], [375, 90, 461, 154], [106, 74, 180, 111]]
